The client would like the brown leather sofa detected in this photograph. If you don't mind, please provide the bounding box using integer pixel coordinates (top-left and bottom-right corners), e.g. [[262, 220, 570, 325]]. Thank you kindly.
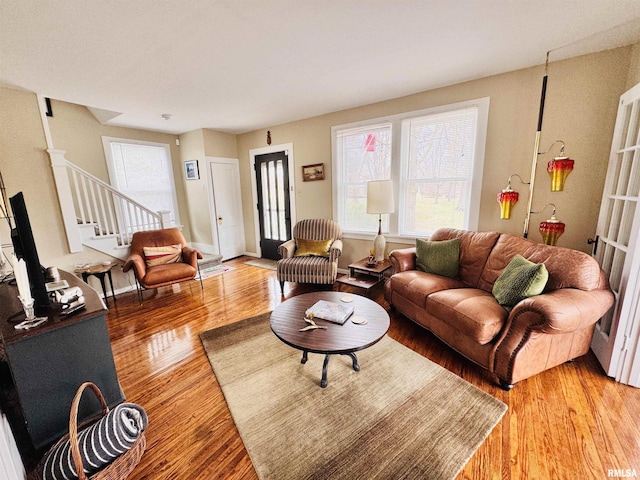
[[384, 228, 614, 389]]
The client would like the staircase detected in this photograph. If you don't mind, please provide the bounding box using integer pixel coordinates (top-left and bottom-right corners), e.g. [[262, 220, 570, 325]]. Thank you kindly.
[[48, 149, 173, 260]]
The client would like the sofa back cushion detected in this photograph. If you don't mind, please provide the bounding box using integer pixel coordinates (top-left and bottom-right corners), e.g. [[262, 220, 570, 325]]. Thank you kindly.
[[429, 228, 500, 288], [479, 233, 608, 293]]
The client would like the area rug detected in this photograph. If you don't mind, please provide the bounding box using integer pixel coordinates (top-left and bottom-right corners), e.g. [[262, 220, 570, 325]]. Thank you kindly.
[[200, 313, 507, 480], [196, 264, 234, 280], [244, 258, 278, 271]]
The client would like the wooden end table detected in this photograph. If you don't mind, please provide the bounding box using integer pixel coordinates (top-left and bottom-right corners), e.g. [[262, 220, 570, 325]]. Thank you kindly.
[[74, 262, 118, 307], [335, 258, 392, 296], [270, 291, 390, 388]]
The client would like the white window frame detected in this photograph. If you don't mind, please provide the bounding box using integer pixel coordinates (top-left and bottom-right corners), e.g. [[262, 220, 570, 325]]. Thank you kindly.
[[332, 97, 490, 243], [101, 136, 180, 225]]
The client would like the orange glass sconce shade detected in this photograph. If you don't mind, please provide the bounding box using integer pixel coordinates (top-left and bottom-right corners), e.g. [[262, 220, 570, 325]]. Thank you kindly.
[[497, 189, 519, 219], [539, 214, 565, 246], [547, 156, 574, 191]]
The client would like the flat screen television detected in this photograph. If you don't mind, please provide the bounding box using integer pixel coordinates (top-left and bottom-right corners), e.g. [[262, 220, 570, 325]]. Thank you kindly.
[[9, 192, 50, 313]]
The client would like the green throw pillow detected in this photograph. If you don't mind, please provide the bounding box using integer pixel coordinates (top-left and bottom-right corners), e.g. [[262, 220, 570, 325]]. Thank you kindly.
[[415, 238, 460, 279], [492, 254, 549, 308]]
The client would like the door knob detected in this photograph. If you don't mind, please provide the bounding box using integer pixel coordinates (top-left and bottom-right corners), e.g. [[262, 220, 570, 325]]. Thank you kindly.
[[587, 236, 599, 255]]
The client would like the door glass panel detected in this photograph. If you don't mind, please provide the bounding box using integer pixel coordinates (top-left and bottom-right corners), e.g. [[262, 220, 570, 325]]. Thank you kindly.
[[277, 161, 287, 240], [617, 152, 633, 196], [607, 199, 623, 241], [619, 201, 636, 247], [630, 103, 640, 146], [600, 306, 615, 334], [260, 163, 271, 238], [268, 161, 278, 240], [610, 249, 626, 293], [619, 103, 632, 149], [260, 159, 288, 242], [601, 243, 615, 277], [628, 150, 640, 196]]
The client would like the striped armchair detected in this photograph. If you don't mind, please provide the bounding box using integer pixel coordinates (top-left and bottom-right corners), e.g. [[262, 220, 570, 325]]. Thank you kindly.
[[277, 218, 343, 293]]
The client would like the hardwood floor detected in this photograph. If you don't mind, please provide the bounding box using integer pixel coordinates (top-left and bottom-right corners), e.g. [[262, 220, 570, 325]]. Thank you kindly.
[[103, 256, 639, 479]]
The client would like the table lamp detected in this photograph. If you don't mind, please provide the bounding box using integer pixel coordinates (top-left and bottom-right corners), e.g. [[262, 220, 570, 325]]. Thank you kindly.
[[366, 180, 394, 262]]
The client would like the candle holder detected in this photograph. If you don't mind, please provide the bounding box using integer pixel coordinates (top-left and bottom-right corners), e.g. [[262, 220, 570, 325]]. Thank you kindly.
[[15, 296, 48, 330]]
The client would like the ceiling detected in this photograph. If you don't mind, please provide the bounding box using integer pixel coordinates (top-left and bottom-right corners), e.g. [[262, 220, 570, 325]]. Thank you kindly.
[[2, 1, 640, 135]]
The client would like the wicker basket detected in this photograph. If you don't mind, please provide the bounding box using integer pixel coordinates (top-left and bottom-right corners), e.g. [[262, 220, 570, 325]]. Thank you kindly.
[[33, 382, 146, 480]]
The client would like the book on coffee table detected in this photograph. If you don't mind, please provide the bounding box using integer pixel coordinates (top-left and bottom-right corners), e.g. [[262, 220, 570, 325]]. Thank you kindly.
[[306, 300, 355, 325]]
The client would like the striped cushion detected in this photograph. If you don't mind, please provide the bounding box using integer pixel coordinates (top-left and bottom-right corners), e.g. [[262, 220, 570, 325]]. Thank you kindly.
[[41, 403, 147, 480], [143, 244, 182, 267]]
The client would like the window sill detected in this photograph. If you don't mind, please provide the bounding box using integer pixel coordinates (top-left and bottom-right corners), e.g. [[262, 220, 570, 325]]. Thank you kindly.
[[341, 232, 418, 245]]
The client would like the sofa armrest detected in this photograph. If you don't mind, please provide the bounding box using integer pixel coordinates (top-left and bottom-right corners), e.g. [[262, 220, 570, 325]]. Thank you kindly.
[[182, 246, 203, 268], [123, 253, 146, 279], [510, 288, 614, 334], [278, 239, 296, 259], [490, 288, 614, 383], [388, 247, 417, 274], [329, 239, 343, 262]]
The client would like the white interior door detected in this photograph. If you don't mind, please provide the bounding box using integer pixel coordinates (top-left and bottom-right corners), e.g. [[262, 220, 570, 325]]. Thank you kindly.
[[590, 82, 640, 387], [208, 158, 245, 260]]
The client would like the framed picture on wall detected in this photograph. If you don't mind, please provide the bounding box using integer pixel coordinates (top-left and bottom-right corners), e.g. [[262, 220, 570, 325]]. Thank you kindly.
[[184, 160, 199, 180], [302, 163, 325, 182]]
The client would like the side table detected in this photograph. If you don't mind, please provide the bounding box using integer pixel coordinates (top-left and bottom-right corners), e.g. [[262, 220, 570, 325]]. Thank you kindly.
[[336, 258, 392, 296], [74, 263, 118, 307]]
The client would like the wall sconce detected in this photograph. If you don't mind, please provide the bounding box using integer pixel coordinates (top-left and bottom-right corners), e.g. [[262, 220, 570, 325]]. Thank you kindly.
[[534, 203, 565, 246], [544, 141, 574, 191]]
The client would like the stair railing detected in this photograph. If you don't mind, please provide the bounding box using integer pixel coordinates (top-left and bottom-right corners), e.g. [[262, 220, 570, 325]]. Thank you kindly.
[[49, 149, 171, 253]]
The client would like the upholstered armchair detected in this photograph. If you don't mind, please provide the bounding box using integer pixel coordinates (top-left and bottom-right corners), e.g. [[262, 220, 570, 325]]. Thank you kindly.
[[123, 228, 203, 302], [277, 218, 343, 293]]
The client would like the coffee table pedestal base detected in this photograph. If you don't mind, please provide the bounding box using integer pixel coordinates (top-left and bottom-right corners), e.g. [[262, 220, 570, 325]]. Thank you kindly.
[[301, 351, 360, 388]]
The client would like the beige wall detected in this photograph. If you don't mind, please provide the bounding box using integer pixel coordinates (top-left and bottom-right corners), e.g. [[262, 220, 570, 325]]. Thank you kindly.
[[177, 128, 238, 252], [627, 43, 640, 89], [0, 87, 65, 268], [237, 45, 635, 269], [0, 43, 637, 292]]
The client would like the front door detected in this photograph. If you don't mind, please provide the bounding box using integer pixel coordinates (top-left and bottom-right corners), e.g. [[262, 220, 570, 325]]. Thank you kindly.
[[255, 151, 291, 260], [590, 81, 640, 387]]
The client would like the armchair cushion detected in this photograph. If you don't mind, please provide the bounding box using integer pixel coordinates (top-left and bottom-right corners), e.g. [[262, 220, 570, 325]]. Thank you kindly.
[[143, 244, 182, 267], [294, 238, 333, 257]]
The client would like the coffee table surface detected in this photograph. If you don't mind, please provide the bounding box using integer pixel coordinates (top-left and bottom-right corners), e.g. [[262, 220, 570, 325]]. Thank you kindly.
[[270, 291, 390, 355]]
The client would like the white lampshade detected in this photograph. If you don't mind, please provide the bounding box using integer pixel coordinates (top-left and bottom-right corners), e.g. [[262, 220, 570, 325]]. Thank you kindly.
[[366, 180, 394, 214]]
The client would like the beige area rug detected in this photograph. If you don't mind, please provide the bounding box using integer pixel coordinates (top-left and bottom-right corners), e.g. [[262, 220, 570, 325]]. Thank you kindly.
[[200, 313, 507, 480], [244, 258, 278, 271]]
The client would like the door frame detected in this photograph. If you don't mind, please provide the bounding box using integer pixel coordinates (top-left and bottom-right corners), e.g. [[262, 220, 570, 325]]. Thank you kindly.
[[249, 143, 296, 257]]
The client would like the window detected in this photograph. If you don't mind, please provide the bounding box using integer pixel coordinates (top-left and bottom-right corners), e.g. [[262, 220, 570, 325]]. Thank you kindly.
[[332, 98, 489, 240], [334, 124, 392, 233], [102, 137, 180, 224]]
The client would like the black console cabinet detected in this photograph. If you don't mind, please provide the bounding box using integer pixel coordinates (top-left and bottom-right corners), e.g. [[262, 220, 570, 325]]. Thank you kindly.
[[0, 270, 124, 465]]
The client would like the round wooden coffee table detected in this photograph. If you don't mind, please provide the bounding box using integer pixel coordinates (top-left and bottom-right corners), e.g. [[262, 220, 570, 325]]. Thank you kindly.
[[270, 291, 390, 387]]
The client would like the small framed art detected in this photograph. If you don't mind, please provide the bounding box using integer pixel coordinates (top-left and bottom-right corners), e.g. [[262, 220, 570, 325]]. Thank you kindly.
[[184, 160, 199, 180], [302, 163, 325, 182]]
